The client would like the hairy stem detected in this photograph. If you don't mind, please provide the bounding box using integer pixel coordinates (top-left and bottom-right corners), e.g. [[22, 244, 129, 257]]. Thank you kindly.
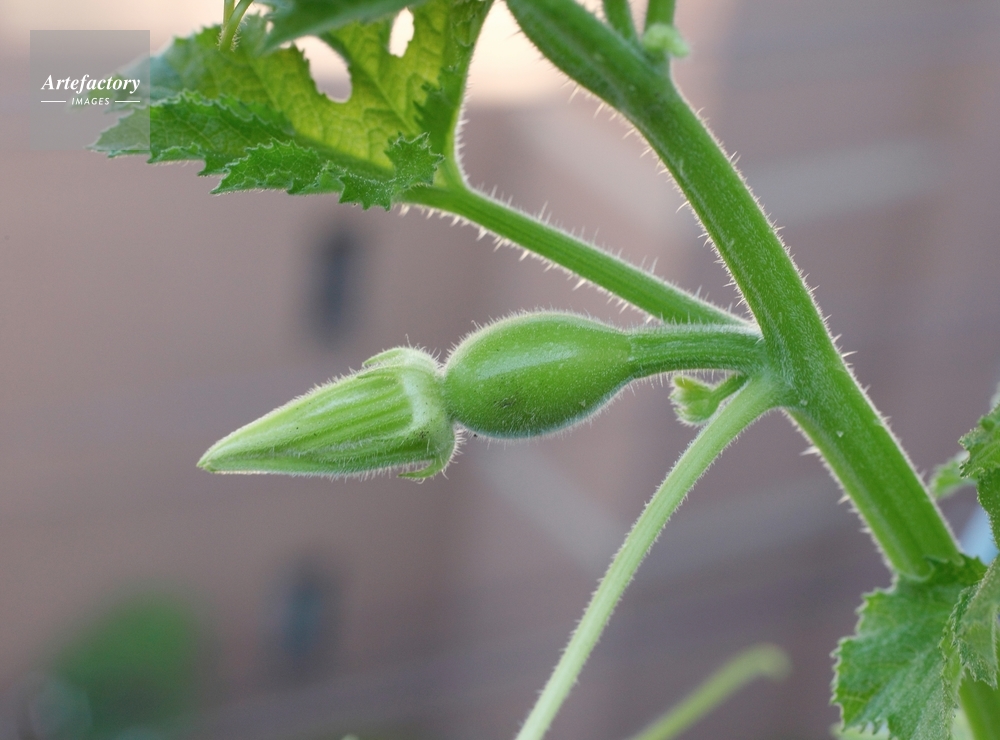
[[219, 0, 254, 50], [628, 644, 790, 740], [505, 0, 958, 578], [514, 375, 780, 740], [635, 78, 959, 577], [409, 184, 744, 326]]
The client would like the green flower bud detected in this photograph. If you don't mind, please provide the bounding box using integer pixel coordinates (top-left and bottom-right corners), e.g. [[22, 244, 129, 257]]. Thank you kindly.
[[641, 22, 690, 58], [443, 313, 634, 438], [198, 347, 455, 479], [670, 373, 747, 425]]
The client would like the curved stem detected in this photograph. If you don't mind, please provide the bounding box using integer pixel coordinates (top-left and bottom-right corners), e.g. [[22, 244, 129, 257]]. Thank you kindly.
[[634, 85, 959, 576], [504, 0, 958, 578], [514, 375, 780, 740], [628, 644, 790, 740], [408, 184, 744, 326]]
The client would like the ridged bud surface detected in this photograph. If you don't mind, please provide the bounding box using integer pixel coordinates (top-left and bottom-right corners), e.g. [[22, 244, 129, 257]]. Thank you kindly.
[[198, 348, 455, 478]]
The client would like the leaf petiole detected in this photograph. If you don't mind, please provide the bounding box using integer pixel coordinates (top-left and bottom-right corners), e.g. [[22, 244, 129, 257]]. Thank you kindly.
[[408, 183, 745, 327], [219, 0, 255, 51]]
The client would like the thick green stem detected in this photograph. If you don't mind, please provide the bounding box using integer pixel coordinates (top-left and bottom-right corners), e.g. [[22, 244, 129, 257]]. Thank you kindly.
[[632, 80, 959, 576], [960, 679, 1000, 740], [409, 184, 743, 326], [628, 644, 789, 740], [504, 0, 958, 578], [514, 376, 780, 740]]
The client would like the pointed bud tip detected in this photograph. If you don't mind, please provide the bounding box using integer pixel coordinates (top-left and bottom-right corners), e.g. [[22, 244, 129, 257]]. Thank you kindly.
[[195, 347, 457, 480]]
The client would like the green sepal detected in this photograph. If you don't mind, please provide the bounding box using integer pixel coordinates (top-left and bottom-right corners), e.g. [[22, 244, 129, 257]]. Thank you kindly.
[[670, 373, 747, 425], [198, 347, 456, 479], [833, 557, 986, 740]]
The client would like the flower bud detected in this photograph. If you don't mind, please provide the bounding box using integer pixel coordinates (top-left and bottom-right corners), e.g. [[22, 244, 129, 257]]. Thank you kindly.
[[443, 313, 633, 438], [198, 348, 455, 479], [670, 373, 746, 425]]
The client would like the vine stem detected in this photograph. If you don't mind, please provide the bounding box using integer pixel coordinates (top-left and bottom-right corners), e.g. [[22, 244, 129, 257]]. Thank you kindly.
[[409, 184, 744, 327], [627, 644, 789, 740], [505, 0, 959, 580], [514, 375, 780, 740], [959, 679, 1000, 740], [219, 0, 254, 50]]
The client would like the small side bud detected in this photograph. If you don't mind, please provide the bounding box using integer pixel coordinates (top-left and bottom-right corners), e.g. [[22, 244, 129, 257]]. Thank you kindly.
[[198, 348, 455, 479], [670, 373, 746, 425], [642, 23, 690, 58], [443, 312, 633, 438]]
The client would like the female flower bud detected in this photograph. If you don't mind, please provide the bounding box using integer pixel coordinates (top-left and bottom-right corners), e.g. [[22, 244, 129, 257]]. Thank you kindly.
[[198, 348, 455, 479], [443, 313, 634, 438]]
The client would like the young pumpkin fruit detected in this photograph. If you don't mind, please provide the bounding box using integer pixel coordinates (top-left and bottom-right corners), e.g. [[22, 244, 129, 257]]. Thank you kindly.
[[443, 312, 634, 438]]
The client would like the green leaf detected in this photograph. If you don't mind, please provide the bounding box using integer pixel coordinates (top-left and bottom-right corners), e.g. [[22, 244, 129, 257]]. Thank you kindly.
[[834, 558, 985, 740], [961, 401, 1000, 482], [92, 108, 151, 155], [929, 453, 972, 500], [960, 400, 1000, 545], [951, 559, 1000, 687], [149, 93, 294, 175], [260, 0, 431, 51], [95, 0, 492, 207]]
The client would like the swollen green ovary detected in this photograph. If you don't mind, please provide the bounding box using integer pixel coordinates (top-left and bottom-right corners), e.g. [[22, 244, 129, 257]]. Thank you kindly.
[[443, 314, 634, 437]]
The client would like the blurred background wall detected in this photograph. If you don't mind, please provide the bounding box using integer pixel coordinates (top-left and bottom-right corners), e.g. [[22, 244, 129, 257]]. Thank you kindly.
[[1, 1, 1000, 739]]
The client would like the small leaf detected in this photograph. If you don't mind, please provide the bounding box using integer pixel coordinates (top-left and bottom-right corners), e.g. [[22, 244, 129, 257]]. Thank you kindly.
[[951, 559, 1000, 687], [961, 400, 1000, 544], [929, 453, 971, 500], [960, 401, 1000, 482], [833, 557, 985, 740]]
